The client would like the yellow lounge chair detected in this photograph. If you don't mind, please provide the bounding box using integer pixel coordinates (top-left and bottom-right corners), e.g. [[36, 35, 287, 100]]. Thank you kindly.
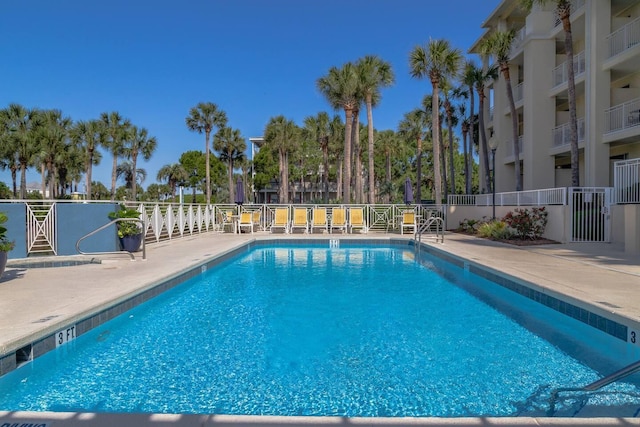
[[290, 207, 309, 234], [237, 211, 254, 234], [270, 207, 289, 234], [330, 207, 347, 234], [348, 207, 367, 234], [219, 209, 236, 233], [310, 207, 328, 234], [400, 210, 417, 235], [252, 210, 261, 232]]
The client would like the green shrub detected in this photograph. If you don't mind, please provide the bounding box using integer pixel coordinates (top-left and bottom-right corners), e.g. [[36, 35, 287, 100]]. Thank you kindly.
[[0, 211, 15, 252], [502, 207, 548, 240], [477, 220, 512, 240], [108, 205, 142, 238]]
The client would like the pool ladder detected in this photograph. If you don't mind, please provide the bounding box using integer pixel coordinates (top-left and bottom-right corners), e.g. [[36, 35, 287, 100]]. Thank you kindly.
[[415, 215, 444, 247], [548, 359, 640, 414], [75, 218, 146, 261]]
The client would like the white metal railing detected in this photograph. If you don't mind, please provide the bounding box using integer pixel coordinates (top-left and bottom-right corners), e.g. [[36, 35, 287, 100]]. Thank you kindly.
[[506, 135, 524, 157], [488, 106, 494, 123], [552, 117, 585, 148], [552, 50, 586, 87], [448, 187, 567, 206], [614, 158, 640, 204], [513, 82, 523, 103], [604, 97, 640, 134], [607, 16, 640, 59], [511, 26, 526, 53], [554, 0, 585, 27]]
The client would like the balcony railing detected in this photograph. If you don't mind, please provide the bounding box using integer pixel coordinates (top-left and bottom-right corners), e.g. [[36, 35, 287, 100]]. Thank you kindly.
[[604, 97, 640, 134], [513, 82, 523, 104], [552, 50, 586, 88], [488, 106, 494, 123], [510, 26, 526, 54], [607, 16, 640, 59], [552, 117, 585, 148], [614, 158, 640, 204], [506, 135, 524, 157], [554, 0, 585, 27]]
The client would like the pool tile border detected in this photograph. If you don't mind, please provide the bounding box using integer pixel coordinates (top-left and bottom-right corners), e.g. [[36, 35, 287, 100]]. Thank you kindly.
[[0, 238, 630, 378], [414, 241, 629, 343]]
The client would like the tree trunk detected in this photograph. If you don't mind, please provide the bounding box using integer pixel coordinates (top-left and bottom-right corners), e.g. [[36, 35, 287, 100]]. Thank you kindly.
[[110, 152, 118, 202], [431, 83, 443, 205], [447, 111, 456, 195], [477, 90, 492, 193], [322, 137, 329, 204], [342, 107, 353, 204], [440, 123, 448, 202], [385, 152, 391, 204], [562, 9, 579, 187], [467, 84, 475, 194], [86, 150, 93, 201], [205, 130, 212, 205], [416, 137, 423, 203], [352, 110, 363, 203], [502, 64, 522, 191], [366, 96, 375, 204]]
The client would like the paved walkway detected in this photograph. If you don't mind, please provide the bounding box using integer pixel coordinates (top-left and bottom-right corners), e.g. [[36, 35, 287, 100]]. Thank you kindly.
[[0, 231, 639, 426]]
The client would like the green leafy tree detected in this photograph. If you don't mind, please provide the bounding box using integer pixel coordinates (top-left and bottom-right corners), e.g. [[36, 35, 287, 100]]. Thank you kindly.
[[100, 111, 132, 201], [409, 38, 462, 205], [157, 163, 188, 201], [356, 55, 395, 203], [185, 102, 228, 205], [214, 126, 246, 203], [34, 109, 72, 198], [398, 108, 429, 202], [264, 116, 298, 204], [0, 104, 39, 198], [460, 60, 478, 194], [471, 63, 499, 192], [481, 30, 522, 191], [71, 119, 104, 200], [116, 160, 147, 200], [317, 63, 360, 203], [124, 126, 157, 201]]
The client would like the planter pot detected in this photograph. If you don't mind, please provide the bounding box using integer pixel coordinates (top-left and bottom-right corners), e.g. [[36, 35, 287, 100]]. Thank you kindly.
[[0, 251, 6, 278], [119, 234, 143, 252]]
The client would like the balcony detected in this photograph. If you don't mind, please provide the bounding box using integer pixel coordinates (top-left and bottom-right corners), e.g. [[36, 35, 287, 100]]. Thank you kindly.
[[504, 136, 524, 164], [552, 50, 585, 88], [553, 0, 585, 27], [513, 82, 523, 104], [604, 98, 640, 135], [552, 117, 585, 149], [607, 16, 640, 59], [510, 27, 526, 56]]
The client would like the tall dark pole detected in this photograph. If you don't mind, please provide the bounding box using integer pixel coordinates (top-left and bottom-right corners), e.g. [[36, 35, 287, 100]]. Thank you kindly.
[[191, 169, 197, 204], [491, 148, 496, 220]]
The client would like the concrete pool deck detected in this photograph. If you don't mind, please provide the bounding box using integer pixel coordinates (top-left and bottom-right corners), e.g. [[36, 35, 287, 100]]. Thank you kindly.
[[0, 231, 639, 426]]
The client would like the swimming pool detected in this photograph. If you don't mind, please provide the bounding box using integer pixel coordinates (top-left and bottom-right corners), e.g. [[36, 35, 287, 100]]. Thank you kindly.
[[0, 242, 638, 417]]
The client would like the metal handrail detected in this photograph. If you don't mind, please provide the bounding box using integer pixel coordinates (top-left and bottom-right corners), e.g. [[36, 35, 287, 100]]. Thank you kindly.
[[548, 359, 640, 415], [416, 215, 444, 244], [75, 218, 146, 261]]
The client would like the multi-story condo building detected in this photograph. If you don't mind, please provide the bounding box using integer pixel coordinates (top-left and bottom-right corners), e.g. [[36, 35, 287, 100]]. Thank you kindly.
[[470, 0, 640, 193]]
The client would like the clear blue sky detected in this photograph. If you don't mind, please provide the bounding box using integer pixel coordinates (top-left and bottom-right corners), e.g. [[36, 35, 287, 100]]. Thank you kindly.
[[0, 0, 499, 191]]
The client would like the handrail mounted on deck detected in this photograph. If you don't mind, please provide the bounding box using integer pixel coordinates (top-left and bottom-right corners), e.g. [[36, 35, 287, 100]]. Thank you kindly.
[[75, 218, 146, 261]]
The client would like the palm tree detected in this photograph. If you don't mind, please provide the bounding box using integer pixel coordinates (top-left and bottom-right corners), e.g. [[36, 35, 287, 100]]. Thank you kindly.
[[185, 102, 228, 205], [317, 63, 360, 203], [34, 109, 72, 198], [356, 55, 395, 203], [522, 0, 578, 186], [214, 126, 246, 202], [398, 108, 429, 203], [460, 60, 478, 194], [124, 126, 157, 201], [71, 119, 104, 200], [481, 30, 522, 191], [264, 116, 298, 204], [459, 105, 472, 194], [100, 111, 132, 201], [303, 112, 332, 203], [376, 130, 402, 203], [0, 104, 39, 199], [409, 39, 462, 205], [157, 163, 188, 201], [442, 81, 466, 196], [117, 160, 147, 195], [472, 64, 499, 193]]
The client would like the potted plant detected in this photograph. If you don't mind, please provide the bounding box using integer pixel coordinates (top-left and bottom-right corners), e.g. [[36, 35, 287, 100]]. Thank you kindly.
[[0, 211, 15, 278], [108, 205, 143, 252]]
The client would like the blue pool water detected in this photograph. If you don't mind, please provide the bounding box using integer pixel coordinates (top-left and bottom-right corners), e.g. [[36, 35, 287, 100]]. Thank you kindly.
[[0, 244, 639, 416]]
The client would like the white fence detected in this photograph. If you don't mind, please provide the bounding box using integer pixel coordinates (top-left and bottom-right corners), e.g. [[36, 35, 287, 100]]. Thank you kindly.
[[604, 97, 640, 134], [448, 187, 567, 206], [608, 15, 640, 59], [614, 158, 640, 204]]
